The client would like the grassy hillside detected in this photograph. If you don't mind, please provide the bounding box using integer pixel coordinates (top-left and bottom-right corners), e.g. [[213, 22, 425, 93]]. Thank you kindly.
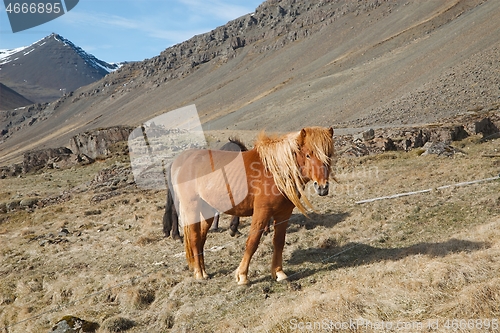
[[1, 131, 499, 332]]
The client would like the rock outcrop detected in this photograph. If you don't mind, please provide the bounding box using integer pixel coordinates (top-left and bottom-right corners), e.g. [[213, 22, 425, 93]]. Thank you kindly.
[[1, 126, 133, 177], [49, 315, 99, 333], [340, 116, 498, 157], [22, 147, 75, 174], [69, 126, 133, 159]]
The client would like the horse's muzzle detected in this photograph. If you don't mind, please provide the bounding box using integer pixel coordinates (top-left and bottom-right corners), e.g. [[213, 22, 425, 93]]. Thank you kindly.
[[314, 181, 329, 196]]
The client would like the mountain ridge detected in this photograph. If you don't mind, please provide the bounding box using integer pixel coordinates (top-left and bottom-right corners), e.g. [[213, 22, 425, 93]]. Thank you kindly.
[[0, 33, 121, 107]]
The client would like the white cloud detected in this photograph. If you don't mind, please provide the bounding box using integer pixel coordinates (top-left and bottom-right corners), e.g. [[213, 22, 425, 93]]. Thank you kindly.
[[59, 0, 258, 41], [60, 11, 139, 30], [60, 10, 186, 42], [177, 0, 256, 22]]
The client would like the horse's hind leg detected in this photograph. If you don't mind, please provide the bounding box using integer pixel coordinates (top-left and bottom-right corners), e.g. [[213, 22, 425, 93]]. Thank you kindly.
[[210, 212, 220, 231], [182, 205, 207, 280], [171, 205, 181, 241], [198, 217, 213, 279]]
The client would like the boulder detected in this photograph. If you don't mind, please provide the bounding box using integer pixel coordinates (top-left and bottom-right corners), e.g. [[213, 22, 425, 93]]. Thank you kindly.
[[353, 128, 375, 141], [49, 315, 99, 333], [383, 138, 398, 151], [20, 198, 38, 208], [413, 130, 430, 148], [421, 142, 464, 157], [429, 125, 468, 143], [343, 141, 369, 157], [475, 117, 499, 140]]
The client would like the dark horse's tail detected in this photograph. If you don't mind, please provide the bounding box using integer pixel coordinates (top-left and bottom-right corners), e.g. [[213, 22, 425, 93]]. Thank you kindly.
[[162, 163, 181, 240]]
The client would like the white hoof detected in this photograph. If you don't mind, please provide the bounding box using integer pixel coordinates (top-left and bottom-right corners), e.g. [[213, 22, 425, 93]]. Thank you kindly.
[[275, 271, 288, 282], [235, 270, 249, 285]]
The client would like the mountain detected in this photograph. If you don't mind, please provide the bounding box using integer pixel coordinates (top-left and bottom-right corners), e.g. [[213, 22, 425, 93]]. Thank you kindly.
[[1, 0, 499, 165], [0, 33, 121, 106], [0, 83, 33, 111]]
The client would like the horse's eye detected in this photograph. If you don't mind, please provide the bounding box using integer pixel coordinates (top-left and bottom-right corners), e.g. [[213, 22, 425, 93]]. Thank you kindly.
[[306, 154, 311, 159]]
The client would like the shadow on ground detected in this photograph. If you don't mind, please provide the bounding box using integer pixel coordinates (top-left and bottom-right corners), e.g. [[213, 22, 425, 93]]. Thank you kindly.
[[286, 238, 489, 281], [286, 211, 350, 233]]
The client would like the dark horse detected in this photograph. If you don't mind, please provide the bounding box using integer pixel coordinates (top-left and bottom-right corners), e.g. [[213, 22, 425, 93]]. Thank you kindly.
[[169, 127, 334, 284], [163, 138, 248, 240]]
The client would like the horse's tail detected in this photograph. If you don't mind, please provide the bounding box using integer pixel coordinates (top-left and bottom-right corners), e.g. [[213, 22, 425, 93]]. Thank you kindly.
[[162, 164, 175, 237], [183, 225, 194, 268]]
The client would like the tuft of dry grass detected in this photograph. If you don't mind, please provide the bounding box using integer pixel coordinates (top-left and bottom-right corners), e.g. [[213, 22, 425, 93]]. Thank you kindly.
[[100, 316, 135, 332]]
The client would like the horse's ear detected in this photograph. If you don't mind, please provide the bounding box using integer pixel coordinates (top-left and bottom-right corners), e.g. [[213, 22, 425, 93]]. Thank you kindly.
[[298, 128, 307, 146], [328, 127, 334, 137]]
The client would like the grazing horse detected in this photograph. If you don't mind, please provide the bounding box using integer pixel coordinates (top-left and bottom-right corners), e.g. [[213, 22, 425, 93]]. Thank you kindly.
[[162, 138, 248, 240], [170, 127, 334, 284]]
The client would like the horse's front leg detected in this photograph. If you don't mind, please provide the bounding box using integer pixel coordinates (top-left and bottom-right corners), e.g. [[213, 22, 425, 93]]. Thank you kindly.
[[271, 211, 293, 282], [229, 216, 240, 237], [235, 211, 271, 285]]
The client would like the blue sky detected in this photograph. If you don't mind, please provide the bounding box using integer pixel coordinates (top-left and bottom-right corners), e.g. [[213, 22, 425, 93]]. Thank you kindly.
[[0, 0, 263, 63]]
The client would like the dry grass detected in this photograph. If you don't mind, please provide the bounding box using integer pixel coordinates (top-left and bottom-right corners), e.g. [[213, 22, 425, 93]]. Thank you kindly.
[[1, 134, 499, 332]]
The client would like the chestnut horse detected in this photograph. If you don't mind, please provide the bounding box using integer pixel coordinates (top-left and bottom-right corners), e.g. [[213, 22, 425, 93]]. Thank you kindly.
[[163, 138, 248, 240], [170, 127, 334, 284]]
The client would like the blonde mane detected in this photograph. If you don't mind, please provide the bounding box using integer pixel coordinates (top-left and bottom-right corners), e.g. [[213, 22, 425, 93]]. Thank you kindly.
[[254, 127, 334, 215]]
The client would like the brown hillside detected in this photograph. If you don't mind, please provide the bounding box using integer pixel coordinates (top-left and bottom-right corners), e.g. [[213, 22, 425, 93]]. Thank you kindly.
[[1, 0, 499, 165]]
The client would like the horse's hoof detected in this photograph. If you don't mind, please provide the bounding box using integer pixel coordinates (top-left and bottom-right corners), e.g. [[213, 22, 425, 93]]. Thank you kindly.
[[229, 229, 241, 237], [194, 270, 208, 280], [172, 234, 182, 242], [235, 271, 248, 285], [237, 276, 249, 285], [275, 271, 288, 282]]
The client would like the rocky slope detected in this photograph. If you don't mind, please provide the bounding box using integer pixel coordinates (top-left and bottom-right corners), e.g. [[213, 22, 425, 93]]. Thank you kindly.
[[1, 0, 499, 166]]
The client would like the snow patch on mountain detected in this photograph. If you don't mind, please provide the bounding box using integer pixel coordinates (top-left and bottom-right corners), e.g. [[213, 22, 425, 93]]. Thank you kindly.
[[51, 33, 120, 73], [0, 33, 123, 71]]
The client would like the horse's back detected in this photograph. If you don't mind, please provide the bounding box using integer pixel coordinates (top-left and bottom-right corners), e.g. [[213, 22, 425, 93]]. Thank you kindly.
[[171, 149, 256, 215]]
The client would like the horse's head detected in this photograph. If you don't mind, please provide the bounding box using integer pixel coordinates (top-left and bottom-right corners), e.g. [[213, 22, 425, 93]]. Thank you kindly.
[[296, 127, 335, 196]]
